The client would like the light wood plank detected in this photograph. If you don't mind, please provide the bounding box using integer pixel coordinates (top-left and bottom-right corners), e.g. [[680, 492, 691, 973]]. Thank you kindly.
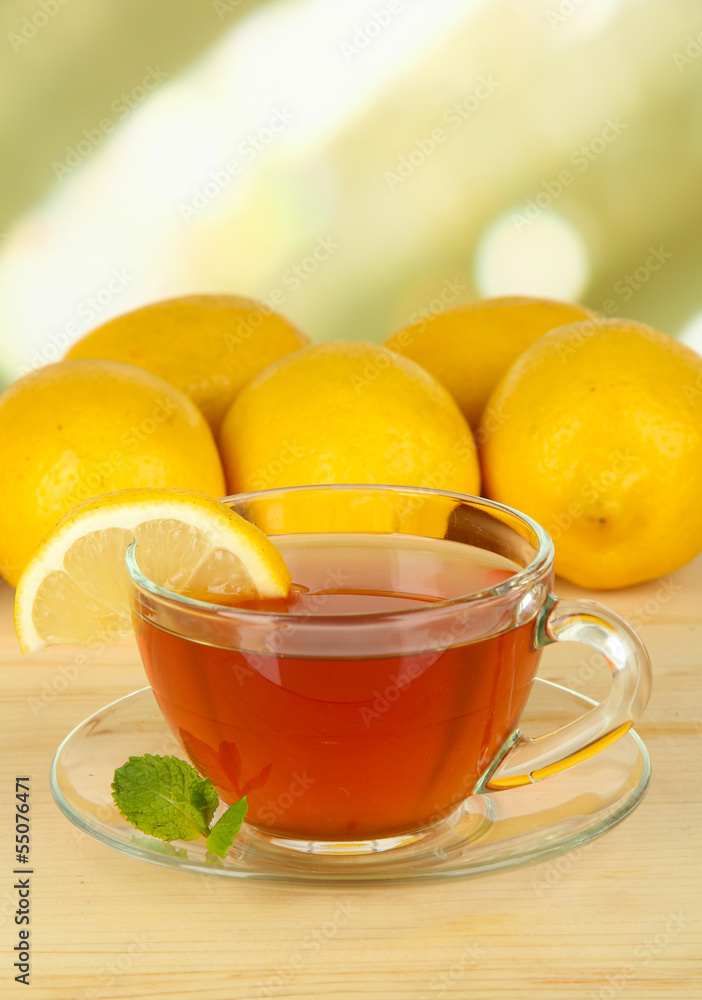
[[2, 556, 701, 1000]]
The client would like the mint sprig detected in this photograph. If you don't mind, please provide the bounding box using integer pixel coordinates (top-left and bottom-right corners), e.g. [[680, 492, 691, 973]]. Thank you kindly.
[[206, 798, 248, 857], [112, 754, 248, 858]]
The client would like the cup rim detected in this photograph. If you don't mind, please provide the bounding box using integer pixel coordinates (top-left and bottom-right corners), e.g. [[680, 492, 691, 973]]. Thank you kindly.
[[124, 484, 555, 622]]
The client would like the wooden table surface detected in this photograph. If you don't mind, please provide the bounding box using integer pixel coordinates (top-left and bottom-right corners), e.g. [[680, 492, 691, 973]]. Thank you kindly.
[[2, 556, 701, 1000]]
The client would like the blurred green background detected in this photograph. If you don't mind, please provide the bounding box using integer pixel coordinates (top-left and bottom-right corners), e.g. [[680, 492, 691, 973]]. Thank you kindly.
[[1, 0, 701, 387]]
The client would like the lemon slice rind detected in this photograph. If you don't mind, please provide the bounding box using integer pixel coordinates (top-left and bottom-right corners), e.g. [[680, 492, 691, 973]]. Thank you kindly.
[[14, 489, 291, 654]]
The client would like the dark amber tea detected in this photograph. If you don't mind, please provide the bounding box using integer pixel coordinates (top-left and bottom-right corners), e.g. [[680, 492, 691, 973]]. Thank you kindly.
[[134, 533, 542, 843]]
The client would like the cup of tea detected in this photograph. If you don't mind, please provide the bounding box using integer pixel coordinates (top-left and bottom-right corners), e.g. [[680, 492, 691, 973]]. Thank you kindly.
[[126, 485, 651, 855]]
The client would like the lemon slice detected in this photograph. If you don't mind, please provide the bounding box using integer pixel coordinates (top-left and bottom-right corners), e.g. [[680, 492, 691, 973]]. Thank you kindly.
[[14, 488, 291, 653]]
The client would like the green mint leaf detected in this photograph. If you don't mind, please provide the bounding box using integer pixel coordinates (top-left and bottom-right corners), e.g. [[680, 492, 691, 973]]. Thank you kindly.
[[191, 776, 219, 830], [112, 754, 216, 843], [206, 797, 248, 858], [130, 834, 189, 859]]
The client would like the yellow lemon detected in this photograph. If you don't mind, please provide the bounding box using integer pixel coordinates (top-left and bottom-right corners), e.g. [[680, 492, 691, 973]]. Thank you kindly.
[[0, 360, 226, 587], [479, 317, 702, 589], [65, 294, 310, 432], [14, 488, 290, 652], [385, 296, 595, 429], [219, 341, 480, 504]]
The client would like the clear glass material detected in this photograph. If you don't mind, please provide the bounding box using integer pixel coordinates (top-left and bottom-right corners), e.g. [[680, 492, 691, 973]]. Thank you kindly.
[[125, 485, 652, 856], [49, 682, 651, 882]]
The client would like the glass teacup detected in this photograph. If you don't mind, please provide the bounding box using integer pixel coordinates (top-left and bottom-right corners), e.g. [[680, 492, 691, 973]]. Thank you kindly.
[[127, 485, 651, 855]]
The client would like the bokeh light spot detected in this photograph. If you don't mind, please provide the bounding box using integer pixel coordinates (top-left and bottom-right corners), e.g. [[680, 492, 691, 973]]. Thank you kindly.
[[678, 311, 702, 357], [474, 209, 589, 301]]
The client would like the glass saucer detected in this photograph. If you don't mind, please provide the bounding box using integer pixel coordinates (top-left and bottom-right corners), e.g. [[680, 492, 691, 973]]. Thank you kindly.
[[50, 680, 650, 883]]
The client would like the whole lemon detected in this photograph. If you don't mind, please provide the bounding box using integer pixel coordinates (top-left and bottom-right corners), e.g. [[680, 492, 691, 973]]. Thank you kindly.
[[0, 359, 226, 586], [385, 296, 594, 429], [480, 318, 702, 589], [65, 294, 310, 432], [219, 341, 480, 496]]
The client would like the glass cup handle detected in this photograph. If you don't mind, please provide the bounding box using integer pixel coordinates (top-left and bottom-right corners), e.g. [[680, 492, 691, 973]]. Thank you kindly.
[[481, 595, 653, 792]]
